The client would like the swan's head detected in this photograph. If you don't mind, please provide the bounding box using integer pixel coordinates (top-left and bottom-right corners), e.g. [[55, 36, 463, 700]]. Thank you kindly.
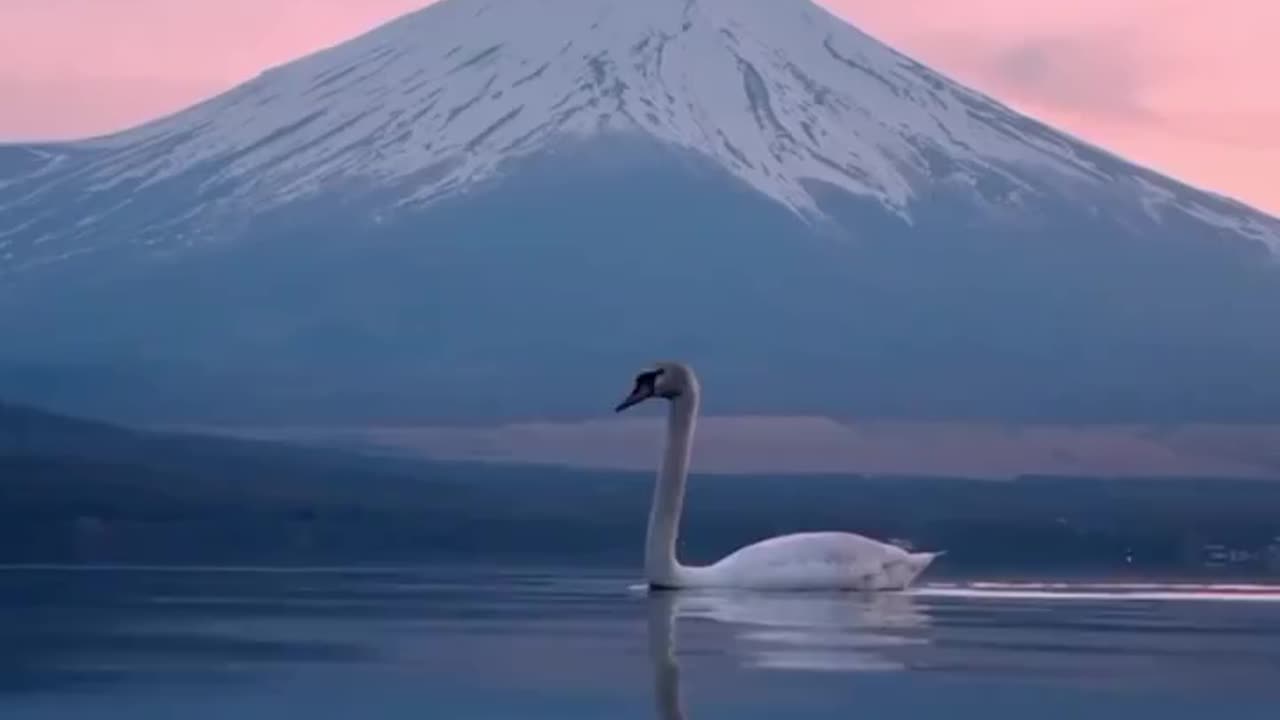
[[615, 362, 698, 412]]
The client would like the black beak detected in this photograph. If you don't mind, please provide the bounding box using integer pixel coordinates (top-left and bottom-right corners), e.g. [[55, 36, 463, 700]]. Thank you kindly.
[[615, 386, 652, 413]]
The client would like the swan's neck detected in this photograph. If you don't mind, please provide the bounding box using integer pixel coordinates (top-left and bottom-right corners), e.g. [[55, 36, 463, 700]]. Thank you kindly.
[[645, 390, 698, 587]]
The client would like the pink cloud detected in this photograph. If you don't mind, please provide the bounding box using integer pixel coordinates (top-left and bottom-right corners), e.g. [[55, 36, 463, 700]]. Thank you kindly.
[[0, 0, 428, 139], [1, 0, 1277, 214], [826, 0, 1280, 212]]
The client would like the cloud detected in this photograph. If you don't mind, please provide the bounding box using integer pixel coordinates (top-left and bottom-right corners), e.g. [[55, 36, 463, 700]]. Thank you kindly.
[[972, 29, 1280, 154], [979, 30, 1159, 122], [827, 0, 1280, 213], [1157, 111, 1280, 152]]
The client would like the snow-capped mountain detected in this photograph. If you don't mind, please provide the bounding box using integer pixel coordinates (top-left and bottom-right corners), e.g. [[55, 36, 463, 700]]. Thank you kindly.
[[2, 0, 1279, 426], [5, 0, 1279, 267]]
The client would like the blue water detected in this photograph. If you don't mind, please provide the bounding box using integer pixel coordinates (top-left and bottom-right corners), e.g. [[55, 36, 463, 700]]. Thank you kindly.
[[2, 566, 1279, 718]]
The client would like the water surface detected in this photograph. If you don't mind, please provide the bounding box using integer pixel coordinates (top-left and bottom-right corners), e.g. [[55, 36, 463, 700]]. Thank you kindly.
[[2, 566, 1279, 718]]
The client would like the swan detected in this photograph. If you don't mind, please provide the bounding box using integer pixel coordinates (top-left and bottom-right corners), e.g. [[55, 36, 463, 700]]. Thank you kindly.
[[614, 361, 942, 590]]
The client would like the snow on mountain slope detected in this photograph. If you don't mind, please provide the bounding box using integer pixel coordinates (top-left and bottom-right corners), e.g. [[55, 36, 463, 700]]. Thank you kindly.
[[2, 0, 1278, 273]]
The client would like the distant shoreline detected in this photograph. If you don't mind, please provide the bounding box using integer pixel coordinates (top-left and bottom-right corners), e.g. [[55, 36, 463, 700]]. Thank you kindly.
[[174, 416, 1280, 481]]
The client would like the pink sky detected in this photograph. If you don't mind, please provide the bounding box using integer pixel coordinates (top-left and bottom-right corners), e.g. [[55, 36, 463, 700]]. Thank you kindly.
[[2, 0, 1277, 214]]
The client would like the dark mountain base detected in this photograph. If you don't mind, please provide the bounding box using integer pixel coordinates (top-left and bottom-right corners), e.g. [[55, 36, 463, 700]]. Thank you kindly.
[[5, 401, 1280, 577], [8, 456, 1280, 579]]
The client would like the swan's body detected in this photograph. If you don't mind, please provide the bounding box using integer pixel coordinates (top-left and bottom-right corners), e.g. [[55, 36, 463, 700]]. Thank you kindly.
[[615, 362, 941, 591], [662, 530, 938, 591]]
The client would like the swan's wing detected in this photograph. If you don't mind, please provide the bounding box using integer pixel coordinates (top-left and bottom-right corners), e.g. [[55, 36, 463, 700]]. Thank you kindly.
[[714, 531, 900, 570]]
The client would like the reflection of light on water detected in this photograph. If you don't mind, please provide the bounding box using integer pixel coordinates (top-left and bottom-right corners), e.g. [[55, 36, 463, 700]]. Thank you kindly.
[[646, 591, 931, 717], [748, 649, 907, 672], [649, 590, 930, 677], [738, 628, 927, 672], [912, 582, 1280, 603], [645, 578, 1280, 699], [743, 629, 927, 648]]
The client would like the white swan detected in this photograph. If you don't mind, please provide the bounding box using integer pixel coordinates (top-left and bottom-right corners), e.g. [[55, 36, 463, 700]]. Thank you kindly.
[[615, 361, 942, 590]]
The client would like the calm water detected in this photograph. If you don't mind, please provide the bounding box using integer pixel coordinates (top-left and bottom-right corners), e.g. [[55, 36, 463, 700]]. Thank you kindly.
[[3, 566, 1280, 718]]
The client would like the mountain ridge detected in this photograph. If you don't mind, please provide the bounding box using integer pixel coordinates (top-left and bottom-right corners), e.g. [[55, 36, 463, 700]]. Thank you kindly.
[[3, 0, 1277, 272]]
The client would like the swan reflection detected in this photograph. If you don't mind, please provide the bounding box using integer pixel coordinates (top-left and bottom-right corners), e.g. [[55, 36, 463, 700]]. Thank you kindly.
[[647, 589, 931, 717]]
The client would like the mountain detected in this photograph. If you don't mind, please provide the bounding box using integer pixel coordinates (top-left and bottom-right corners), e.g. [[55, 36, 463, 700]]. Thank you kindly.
[[2, 0, 1279, 425], [0, 399, 451, 506]]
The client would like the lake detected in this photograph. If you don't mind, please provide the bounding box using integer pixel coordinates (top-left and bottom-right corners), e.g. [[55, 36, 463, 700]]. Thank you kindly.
[[2, 566, 1279, 718]]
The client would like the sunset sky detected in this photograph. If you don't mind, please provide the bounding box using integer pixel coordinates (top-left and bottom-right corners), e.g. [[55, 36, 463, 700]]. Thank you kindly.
[[2, 0, 1276, 214]]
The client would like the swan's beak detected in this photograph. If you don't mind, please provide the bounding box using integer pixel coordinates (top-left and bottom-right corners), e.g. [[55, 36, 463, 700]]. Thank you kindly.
[[615, 385, 653, 412]]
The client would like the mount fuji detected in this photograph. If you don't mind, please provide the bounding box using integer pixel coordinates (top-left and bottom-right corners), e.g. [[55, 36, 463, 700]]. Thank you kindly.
[[2, 0, 1279, 426]]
